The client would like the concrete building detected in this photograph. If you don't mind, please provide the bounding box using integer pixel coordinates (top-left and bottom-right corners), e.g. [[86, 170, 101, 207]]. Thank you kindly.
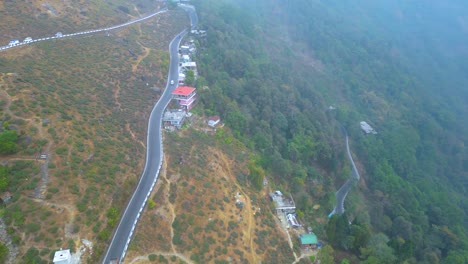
[[172, 86, 196, 111], [180, 61, 197, 71], [53, 249, 71, 264], [163, 109, 187, 129]]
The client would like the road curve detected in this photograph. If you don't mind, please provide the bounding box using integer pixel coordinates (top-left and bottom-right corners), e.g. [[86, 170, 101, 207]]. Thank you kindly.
[[331, 127, 360, 216], [102, 5, 198, 264]]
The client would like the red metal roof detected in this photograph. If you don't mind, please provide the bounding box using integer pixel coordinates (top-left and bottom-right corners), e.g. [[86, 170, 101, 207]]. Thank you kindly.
[[172, 86, 195, 96]]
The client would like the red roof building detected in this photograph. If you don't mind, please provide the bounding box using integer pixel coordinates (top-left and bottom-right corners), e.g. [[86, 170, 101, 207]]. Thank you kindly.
[[172, 86, 196, 111]]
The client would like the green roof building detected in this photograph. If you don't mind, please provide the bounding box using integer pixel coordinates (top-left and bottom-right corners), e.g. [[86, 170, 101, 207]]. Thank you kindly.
[[299, 233, 318, 249]]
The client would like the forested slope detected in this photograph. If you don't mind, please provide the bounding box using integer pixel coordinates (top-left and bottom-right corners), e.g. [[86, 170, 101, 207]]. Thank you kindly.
[[192, 0, 468, 263]]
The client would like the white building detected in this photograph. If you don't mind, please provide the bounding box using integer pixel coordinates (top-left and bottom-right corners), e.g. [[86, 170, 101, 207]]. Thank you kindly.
[[360, 121, 377, 134], [53, 249, 71, 264]]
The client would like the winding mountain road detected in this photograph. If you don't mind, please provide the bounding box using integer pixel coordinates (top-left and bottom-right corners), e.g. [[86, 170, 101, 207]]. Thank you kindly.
[[330, 127, 360, 216]]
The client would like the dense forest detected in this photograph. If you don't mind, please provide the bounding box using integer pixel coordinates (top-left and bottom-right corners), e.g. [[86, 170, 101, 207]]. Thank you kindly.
[[191, 0, 467, 263]]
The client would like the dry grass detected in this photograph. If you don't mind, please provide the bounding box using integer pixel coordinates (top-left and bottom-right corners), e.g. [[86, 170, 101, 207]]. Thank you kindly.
[[0, 1, 189, 262], [125, 128, 295, 264]]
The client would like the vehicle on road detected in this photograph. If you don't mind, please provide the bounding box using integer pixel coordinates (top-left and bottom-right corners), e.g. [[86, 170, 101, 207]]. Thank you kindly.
[[9, 39, 19, 46], [24, 37, 33, 43], [170, 80, 174, 85], [55, 32, 63, 37]]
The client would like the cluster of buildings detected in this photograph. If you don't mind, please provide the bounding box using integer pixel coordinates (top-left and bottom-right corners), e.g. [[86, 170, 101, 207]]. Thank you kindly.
[[163, 32, 220, 131], [269, 190, 319, 250]]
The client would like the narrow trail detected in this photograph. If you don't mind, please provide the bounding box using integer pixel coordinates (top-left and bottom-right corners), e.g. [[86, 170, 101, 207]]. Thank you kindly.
[[113, 80, 122, 110], [132, 45, 151, 73], [132, 22, 152, 73], [214, 147, 258, 264], [125, 123, 145, 148]]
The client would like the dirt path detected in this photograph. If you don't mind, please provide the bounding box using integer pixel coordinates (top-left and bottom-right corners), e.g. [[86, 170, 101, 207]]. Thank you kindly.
[[212, 147, 258, 264], [132, 44, 151, 73], [113, 80, 122, 110], [131, 21, 153, 73], [125, 123, 145, 148]]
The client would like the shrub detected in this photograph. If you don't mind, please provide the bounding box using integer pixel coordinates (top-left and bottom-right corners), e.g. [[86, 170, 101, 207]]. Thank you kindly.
[[148, 254, 157, 261]]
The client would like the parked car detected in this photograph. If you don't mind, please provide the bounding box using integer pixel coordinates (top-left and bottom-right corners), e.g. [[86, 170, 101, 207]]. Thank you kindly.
[[24, 37, 33, 43]]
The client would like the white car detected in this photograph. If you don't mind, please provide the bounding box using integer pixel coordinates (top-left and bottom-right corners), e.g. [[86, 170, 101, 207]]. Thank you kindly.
[[170, 80, 174, 85]]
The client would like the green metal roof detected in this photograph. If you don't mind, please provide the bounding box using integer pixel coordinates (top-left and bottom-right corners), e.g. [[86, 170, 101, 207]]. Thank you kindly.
[[299, 233, 318, 245]]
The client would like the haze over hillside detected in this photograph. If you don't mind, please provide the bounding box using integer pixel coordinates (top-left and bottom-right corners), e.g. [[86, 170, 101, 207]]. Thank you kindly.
[[0, 0, 467, 263], [193, 0, 468, 263]]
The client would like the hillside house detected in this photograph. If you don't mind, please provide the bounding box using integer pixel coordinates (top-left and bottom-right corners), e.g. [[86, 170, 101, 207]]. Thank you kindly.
[[163, 109, 187, 129], [172, 86, 196, 111], [180, 61, 197, 71], [180, 45, 190, 55], [298, 233, 318, 250], [207, 115, 220, 127]]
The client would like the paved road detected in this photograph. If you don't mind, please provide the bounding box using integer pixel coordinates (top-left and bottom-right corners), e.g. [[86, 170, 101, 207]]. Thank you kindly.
[[102, 5, 198, 264], [330, 127, 361, 216], [0, 9, 167, 52]]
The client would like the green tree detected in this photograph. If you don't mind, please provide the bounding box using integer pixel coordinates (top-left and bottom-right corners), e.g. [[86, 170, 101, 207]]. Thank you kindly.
[[326, 214, 350, 248], [0, 130, 18, 154], [0, 166, 8, 191], [317, 245, 335, 264], [185, 70, 195, 86], [360, 233, 397, 264], [247, 161, 264, 190], [0, 242, 8, 263]]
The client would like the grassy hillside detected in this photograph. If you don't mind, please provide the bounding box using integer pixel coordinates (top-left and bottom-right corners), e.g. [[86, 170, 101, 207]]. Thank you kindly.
[[125, 128, 296, 264], [0, 1, 188, 263]]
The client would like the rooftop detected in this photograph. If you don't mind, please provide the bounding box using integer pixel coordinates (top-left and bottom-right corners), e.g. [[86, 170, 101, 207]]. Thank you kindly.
[[360, 121, 377, 134], [299, 233, 318, 245], [163, 109, 187, 121], [53, 249, 71, 262], [181, 62, 197, 67], [270, 191, 295, 209], [172, 86, 196, 96]]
